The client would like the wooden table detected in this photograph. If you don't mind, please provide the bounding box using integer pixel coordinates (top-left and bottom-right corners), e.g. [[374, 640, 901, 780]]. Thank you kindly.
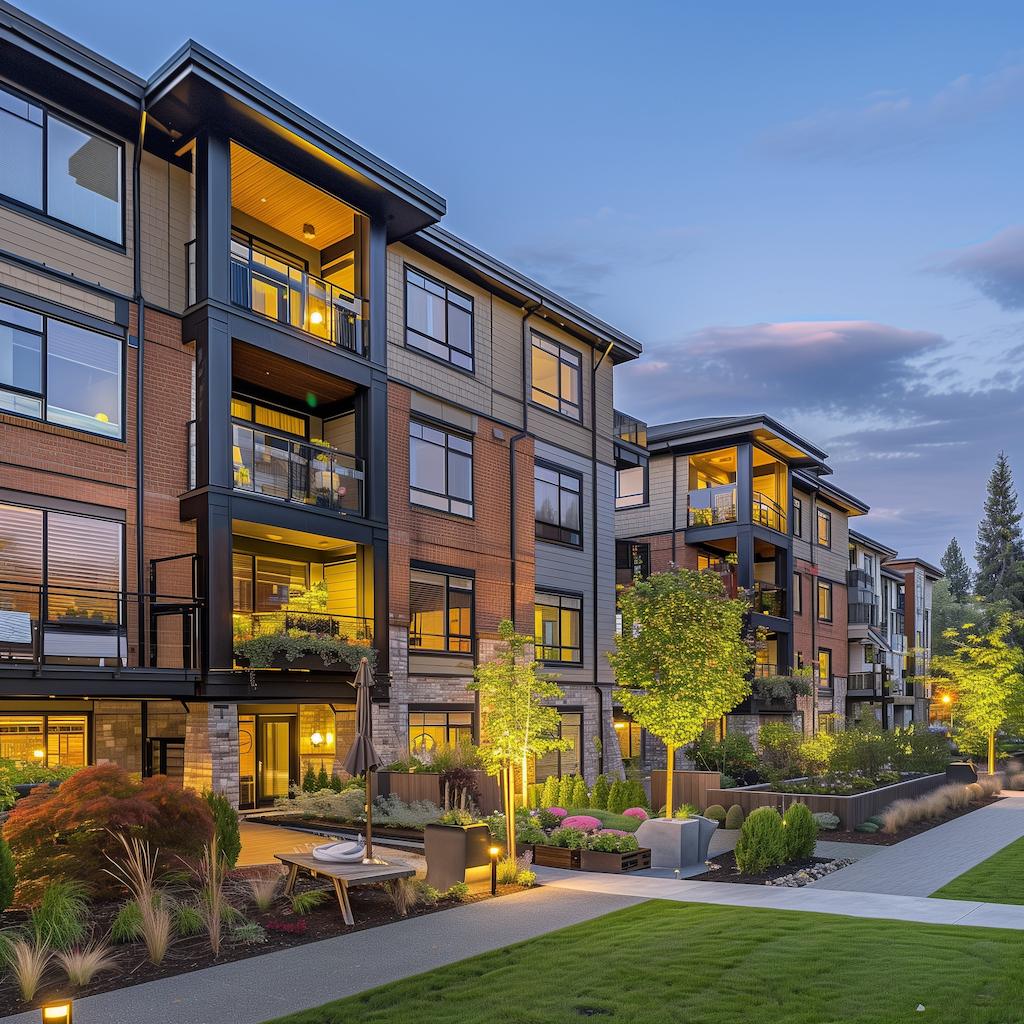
[[274, 852, 415, 925]]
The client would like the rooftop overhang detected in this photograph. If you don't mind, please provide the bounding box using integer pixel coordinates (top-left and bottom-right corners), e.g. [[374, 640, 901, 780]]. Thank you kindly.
[[0, 1, 144, 136], [406, 226, 643, 364], [849, 528, 898, 559], [144, 42, 445, 240], [793, 470, 870, 517], [885, 557, 945, 581]]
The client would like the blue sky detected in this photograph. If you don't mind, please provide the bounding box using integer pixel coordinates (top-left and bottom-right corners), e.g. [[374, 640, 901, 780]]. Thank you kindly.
[[28, 0, 1024, 564]]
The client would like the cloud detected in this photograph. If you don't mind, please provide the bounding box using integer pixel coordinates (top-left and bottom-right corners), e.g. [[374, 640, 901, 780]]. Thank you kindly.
[[761, 60, 1024, 160], [934, 225, 1024, 310]]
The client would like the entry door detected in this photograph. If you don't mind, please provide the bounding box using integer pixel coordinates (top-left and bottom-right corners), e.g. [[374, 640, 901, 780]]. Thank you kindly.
[[258, 716, 295, 803]]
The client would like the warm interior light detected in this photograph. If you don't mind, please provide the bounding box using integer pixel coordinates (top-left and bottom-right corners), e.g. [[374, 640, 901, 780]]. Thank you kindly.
[[613, 721, 626, 730], [309, 310, 324, 325], [32, 749, 45, 760], [311, 731, 323, 747], [942, 694, 952, 704], [94, 412, 109, 423], [326, 732, 333, 745], [266, 533, 282, 541]]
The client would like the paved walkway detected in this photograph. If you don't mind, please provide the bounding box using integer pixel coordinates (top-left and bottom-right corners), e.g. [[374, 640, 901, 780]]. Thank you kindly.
[[812, 792, 1024, 895], [3, 887, 641, 1024]]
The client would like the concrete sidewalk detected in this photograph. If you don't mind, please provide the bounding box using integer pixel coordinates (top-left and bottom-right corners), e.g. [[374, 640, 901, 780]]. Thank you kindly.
[[812, 792, 1024, 895], [2, 887, 641, 1024]]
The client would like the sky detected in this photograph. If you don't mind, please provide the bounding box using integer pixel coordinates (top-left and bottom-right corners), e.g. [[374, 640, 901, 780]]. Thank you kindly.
[[26, 0, 1024, 564]]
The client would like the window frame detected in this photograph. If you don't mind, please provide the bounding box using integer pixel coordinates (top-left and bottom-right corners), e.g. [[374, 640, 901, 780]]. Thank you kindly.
[[0, 711, 92, 768], [792, 496, 803, 538], [0, 82, 126, 249], [407, 705, 475, 755], [535, 589, 583, 664], [818, 647, 833, 689], [409, 417, 474, 518], [534, 460, 583, 548], [792, 571, 802, 615], [0, 297, 125, 440], [816, 507, 832, 548], [403, 265, 475, 373], [531, 332, 583, 422], [816, 579, 833, 622], [615, 462, 648, 509], [408, 564, 475, 656], [533, 708, 583, 781]]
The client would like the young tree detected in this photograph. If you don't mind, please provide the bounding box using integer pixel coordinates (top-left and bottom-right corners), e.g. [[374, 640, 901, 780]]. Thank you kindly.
[[975, 452, 1024, 610], [609, 567, 753, 816], [471, 620, 569, 855], [940, 537, 972, 602], [932, 614, 1024, 775]]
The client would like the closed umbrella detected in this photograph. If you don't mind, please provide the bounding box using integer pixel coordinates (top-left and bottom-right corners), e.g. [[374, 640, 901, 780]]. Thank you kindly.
[[343, 657, 384, 863]]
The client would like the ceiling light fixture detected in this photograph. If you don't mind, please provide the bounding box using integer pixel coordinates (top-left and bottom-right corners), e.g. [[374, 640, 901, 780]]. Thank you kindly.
[[303, 223, 316, 240]]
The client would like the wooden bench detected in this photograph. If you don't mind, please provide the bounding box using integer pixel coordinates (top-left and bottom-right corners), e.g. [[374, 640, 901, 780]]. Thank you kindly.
[[274, 851, 415, 925]]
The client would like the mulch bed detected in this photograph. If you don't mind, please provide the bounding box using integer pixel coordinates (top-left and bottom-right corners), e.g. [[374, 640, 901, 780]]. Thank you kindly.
[[0, 871, 526, 1018], [688, 851, 835, 885], [821, 795, 1003, 846]]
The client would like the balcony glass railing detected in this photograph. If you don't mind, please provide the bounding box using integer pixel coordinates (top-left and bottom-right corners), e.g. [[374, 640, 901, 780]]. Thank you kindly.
[[849, 600, 880, 626], [751, 581, 786, 618], [229, 238, 364, 353], [687, 485, 737, 527], [847, 671, 882, 693]]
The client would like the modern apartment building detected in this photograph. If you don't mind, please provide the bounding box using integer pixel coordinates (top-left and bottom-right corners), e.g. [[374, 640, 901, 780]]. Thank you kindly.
[[0, 3, 638, 805]]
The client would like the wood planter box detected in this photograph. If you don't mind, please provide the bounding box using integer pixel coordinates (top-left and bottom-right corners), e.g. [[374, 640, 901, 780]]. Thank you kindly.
[[423, 822, 492, 892], [579, 847, 652, 874], [532, 844, 581, 870]]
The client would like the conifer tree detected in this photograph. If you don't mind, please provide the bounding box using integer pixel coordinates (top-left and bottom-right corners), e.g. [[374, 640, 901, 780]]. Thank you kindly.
[[940, 537, 972, 602], [975, 453, 1024, 609]]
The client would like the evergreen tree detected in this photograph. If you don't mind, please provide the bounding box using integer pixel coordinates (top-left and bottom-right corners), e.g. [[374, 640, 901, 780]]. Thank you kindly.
[[940, 537, 972, 602], [975, 452, 1024, 610]]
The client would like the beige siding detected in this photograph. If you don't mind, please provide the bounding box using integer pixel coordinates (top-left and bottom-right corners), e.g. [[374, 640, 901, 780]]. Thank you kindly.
[[0, 258, 116, 321], [139, 152, 192, 312], [792, 485, 812, 562], [615, 451, 677, 537]]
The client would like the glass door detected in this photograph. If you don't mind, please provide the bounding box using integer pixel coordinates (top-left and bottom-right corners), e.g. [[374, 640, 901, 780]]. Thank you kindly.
[[238, 714, 256, 810], [258, 715, 295, 803]]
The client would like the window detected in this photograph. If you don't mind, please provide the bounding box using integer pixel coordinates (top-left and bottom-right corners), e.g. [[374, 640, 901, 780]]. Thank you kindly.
[[231, 554, 309, 615], [816, 507, 832, 547], [409, 420, 473, 517], [792, 497, 803, 537], [231, 396, 307, 438], [534, 711, 581, 781], [408, 709, 474, 756], [0, 86, 123, 243], [534, 462, 581, 546], [818, 648, 833, 689], [863, 553, 875, 576], [405, 268, 474, 371], [531, 334, 581, 419], [616, 541, 651, 585], [0, 301, 122, 437], [792, 571, 802, 614], [535, 592, 582, 663], [614, 712, 643, 762], [817, 579, 833, 622], [615, 464, 647, 509], [409, 568, 473, 654], [0, 714, 88, 767]]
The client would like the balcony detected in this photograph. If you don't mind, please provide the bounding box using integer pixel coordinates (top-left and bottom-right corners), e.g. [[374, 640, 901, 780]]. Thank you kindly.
[[688, 485, 737, 527], [233, 609, 373, 672], [847, 671, 883, 695], [752, 491, 786, 533], [751, 581, 786, 618], [849, 600, 880, 627]]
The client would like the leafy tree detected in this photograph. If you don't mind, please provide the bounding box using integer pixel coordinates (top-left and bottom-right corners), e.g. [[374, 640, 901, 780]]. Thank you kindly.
[[609, 567, 753, 815], [940, 537, 972, 602], [932, 614, 1024, 774], [975, 453, 1024, 610], [471, 621, 569, 855]]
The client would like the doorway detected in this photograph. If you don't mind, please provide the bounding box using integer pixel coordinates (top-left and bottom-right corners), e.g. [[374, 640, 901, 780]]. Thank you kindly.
[[238, 713, 297, 809]]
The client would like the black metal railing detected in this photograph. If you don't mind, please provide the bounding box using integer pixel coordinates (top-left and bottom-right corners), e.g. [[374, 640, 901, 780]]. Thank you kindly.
[[752, 491, 786, 533], [751, 581, 786, 618]]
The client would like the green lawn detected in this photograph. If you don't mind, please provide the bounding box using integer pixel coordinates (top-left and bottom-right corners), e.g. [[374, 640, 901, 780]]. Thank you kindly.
[[932, 836, 1024, 903], [266, 901, 1024, 1024]]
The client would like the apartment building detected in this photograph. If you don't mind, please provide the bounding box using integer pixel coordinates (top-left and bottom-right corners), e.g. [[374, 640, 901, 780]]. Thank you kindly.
[[0, 3, 638, 805], [885, 556, 942, 724]]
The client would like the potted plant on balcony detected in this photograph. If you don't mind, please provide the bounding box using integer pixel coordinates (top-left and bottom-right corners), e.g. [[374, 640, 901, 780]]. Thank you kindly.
[[234, 465, 251, 487], [234, 630, 375, 672], [752, 669, 813, 709]]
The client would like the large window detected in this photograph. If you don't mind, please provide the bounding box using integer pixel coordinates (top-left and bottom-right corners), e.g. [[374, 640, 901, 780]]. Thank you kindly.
[[405, 268, 474, 371], [0, 714, 88, 767], [534, 711, 581, 781], [0, 86, 123, 243], [408, 709, 474, 756], [817, 507, 832, 547], [534, 462, 581, 546], [615, 464, 647, 509], [409, 420, 473, 517], [409, 568, 473, 654], [818, 648, 833, 689], [0, 301, 122, 437], [531, 334, 581, 420], [232, 554, 309, 614], [535, 592, 582, 663], [817, 579, 833, 622]]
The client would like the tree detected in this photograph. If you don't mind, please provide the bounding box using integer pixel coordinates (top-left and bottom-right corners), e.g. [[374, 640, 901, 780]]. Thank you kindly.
[[975, 452, 1024, 610], [609, 567, 753, 816], [932, 614, 1024, 774], [471, 621, 569, 855], [941, 537, 972, 602]]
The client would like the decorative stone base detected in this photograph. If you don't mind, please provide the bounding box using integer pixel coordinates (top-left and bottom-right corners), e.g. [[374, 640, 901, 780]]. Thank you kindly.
[[183, 702, 239, 808]]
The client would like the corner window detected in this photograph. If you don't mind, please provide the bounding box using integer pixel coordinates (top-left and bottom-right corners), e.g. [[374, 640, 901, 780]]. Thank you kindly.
[[0, 86, 123, 244], [816, 508, 832, 547], [534, 462, 581, 546], [792, 571, 802, 615], [405, 268, 474, 371], [535, 592, 582, 663], [818, 648, 833, 689], [410, 420, 473, 517], [408, 709, 474, 756], [615, 464, 647, 509], [409, 569, 473, 654], [531, 334, 581, 420], [817, 579, 833, 622]]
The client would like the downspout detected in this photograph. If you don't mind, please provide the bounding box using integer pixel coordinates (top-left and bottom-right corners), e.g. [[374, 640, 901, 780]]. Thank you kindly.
[[134, 107, 148, 668], [809, 490, 818, 736], [592, 340, 614, 777], [671, 453, 678, 563]]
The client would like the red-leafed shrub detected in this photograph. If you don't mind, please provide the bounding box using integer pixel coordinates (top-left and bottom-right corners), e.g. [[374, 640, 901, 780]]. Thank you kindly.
[[5, 763, 213, 902]]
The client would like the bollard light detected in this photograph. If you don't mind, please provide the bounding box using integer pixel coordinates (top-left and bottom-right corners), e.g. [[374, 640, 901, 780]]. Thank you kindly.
[[41, 999, 73, 1024], [489, 845, 501, 895]]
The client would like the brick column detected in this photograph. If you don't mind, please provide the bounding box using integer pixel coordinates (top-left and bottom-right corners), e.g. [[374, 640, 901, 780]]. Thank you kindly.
[[183, 702, 239, 807]]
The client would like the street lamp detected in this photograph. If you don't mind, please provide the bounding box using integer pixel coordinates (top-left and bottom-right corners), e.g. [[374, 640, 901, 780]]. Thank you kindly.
[[489, 845, 501, 895], [941, 693, 955, 733]]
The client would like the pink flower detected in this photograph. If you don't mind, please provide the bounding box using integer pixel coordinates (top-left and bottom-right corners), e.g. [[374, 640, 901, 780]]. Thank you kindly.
[[562, 815, 602, 832], [597, 828, 630, 837], [547, 806, 567, 818], [623, 807, 648, 820]]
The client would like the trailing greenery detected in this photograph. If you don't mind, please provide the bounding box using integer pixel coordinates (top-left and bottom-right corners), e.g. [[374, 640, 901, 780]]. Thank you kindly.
[[235, 630, 375, 671], [782, 802, 818, 861], [734, 807, 788, 875], [204, 790, 241, 869]]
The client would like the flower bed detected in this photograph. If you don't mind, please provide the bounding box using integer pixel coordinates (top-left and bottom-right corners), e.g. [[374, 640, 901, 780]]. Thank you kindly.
[[688, 851, 846, 886]]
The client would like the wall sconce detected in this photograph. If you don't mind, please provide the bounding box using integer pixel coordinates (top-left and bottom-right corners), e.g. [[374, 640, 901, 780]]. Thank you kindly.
[[41, 1000, 73, 1023], [310, 731, 323, 749]]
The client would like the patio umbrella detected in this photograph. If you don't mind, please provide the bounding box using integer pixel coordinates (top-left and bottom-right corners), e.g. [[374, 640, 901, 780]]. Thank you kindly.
[[343, 657, 384, 863]]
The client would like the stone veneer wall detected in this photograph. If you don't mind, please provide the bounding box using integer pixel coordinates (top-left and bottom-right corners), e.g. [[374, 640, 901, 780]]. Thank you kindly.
[[183, 702, 239, 808], [93, 701, 142, 771]]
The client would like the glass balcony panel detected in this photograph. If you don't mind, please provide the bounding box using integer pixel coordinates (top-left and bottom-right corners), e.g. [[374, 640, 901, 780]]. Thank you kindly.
[[687, 485, 737, 527]]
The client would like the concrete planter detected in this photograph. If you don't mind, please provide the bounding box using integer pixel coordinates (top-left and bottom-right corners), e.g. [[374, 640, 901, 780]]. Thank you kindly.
[[634, 816, 718, 870], [423, 823, 492, 891]]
